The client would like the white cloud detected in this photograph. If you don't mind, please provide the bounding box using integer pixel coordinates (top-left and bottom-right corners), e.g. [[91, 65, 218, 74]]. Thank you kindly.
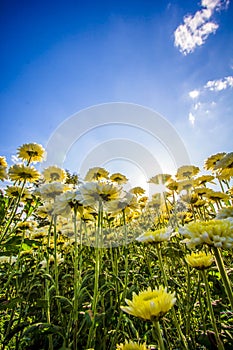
[[174, 0, 229, 55], [189, 112, 195, 125], [189, 89, 200, 99], [204, 76, 233, 91]]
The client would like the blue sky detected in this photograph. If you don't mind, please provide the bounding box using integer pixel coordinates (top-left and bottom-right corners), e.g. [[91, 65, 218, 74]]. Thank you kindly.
[[0, 0, 233, 188]]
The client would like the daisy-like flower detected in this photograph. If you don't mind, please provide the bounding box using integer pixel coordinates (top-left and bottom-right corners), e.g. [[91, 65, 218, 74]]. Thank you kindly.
[[176, 165, 200, 180], [0, 156, 7, 168], [121, 286, 176, 322], [204, 190, 230, 202], [116, 341, 148, 350], [149, 173, 172, 185], [84, 167, 109, 181], [214, 152, 233, 171], [204, 152, 226, 171], [216, 207, 233, 220], [5, 186, 31, 200], [38, 182, 69, 200], [105, 192, 139, 214], [185, 251, 214, 270], [177, 179, 194, 192], [110, 172, 128, 184], [17, 143, 45, 163], [42, 166, 67, 183], [77, 181, 123, 207], [136, 227, 173, 244], [53, 190, 83, 216], [130, 187, 145, 196], [194, 175, 215, 187], [8, 164, 40, 183], [179, 219, 233, 249], [0, 167, 8, 181]]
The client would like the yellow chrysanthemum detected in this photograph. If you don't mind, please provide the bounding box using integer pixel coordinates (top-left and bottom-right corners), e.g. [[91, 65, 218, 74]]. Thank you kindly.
[[5, 186, 31, 200], [42, 166, 67, 183], [0, 156, 7, 168], [116, 341, 148, 350], [84, 167, 109, 181], [121, 286, 176, 321], [194, 175, 215, 186], [176, 165, 200, 180], [204, 190, 230, 202], [204, 152, 226, 171], [136, 227, 172, 244], [110, 172, 128, 184], [8, 164, 40, 183], [105, 192, 139, 214], [0, 167, 8, 181], [17, 143, 45, 163], [38, 182, 69, 200], [214, 152, 233, 171], [216, 207, 233, 220], [148, 173, 172, 185], [180, 219, 233, 249], [185, 251, 214, 270], [177, 179, 194, 192], [77, 181, 123, 207], [130, 187, 145, 196]]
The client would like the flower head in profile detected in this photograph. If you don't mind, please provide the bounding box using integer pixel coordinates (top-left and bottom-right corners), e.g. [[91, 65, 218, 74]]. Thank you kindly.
[[130, 187, 145, 196], [0, 156, 7, 168], [105, 192, 139, 214], [38, 182, 69, 200], [110, 172, 128, 184], [42, 166, 67, 183], [116, 341, 148, 350], [216, 207, 233, 220], [53, 190, 83, 216], [84, 167, 109, 181], [121, 286, 176, 321], [204, 152, 226, 171], [8, 164, 40, 183], [149, 173, 172, 185], [0, 167, 8, 181], [77, 181, 123, 207], [180, 219, 233, 249], [136, 227, 173, 244], [17, 143, 45, 163], [185, 251, 214, 270], [176, 165, 199, 180]]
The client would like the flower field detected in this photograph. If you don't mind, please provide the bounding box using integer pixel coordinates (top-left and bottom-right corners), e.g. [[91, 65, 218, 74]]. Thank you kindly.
[[0, 143, 233, 350]]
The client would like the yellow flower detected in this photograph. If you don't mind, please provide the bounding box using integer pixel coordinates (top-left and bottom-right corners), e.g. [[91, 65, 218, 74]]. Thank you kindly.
[[77, 181, 123, 207], [38, 182, 69, 200], [204, 152, 226, 171], [5, 186, 31, 200], [84, 167, 109, 181], [216, 207, 233, 220], [42, 166, 67, 183], [185, 251, 214, 270], [0, 167, 8, 181], [204, 190, 230, 202], [130, 187, 145, 196], [214, 152, 233, 171], [121, 286, 176, 321], [148, 173, 172, 185], [177, 179, 194, 192], [176, 165, 199, 180], [180, 219, 233, 249], [105, 192, 139, 214], [17, 143, 45, 163], [0, 156, 7, 168], [136, 227, 172, 244], [194, 175, 215, 186], [8, 164, 40, 183], [116, 341, 148, 350], [53, 190, 83, 216], [110, 172, 128, 184]]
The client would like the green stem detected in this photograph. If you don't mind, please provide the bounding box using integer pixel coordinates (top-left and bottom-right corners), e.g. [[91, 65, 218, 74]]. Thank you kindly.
[[153, 320, 166, 350], [156, 244, 188, 349], [212, 247, 233, 310], [201, 270, 225, 350]]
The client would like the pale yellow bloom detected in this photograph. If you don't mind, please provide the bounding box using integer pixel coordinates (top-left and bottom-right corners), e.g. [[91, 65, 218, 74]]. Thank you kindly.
[[116, 341, 148, 350], [121, 286, 176, 321], [38, 182, 69, 200], [148, 173, 172, 185], [129, 187, 145, 196], [180, 219, 233, 249], [185, 251, 214, 270], [17, 143, 45, 163], [176, 165, 199, 180], [8, 164, 40, 182], [42, 166, 67, 183], [84, 167, 109, 181], [136, 227, 172, 244], [110, 172, 128, 184], [204, 152, 226, 171], [216, 207, 233, 220], [0, 156, 7, 168]]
